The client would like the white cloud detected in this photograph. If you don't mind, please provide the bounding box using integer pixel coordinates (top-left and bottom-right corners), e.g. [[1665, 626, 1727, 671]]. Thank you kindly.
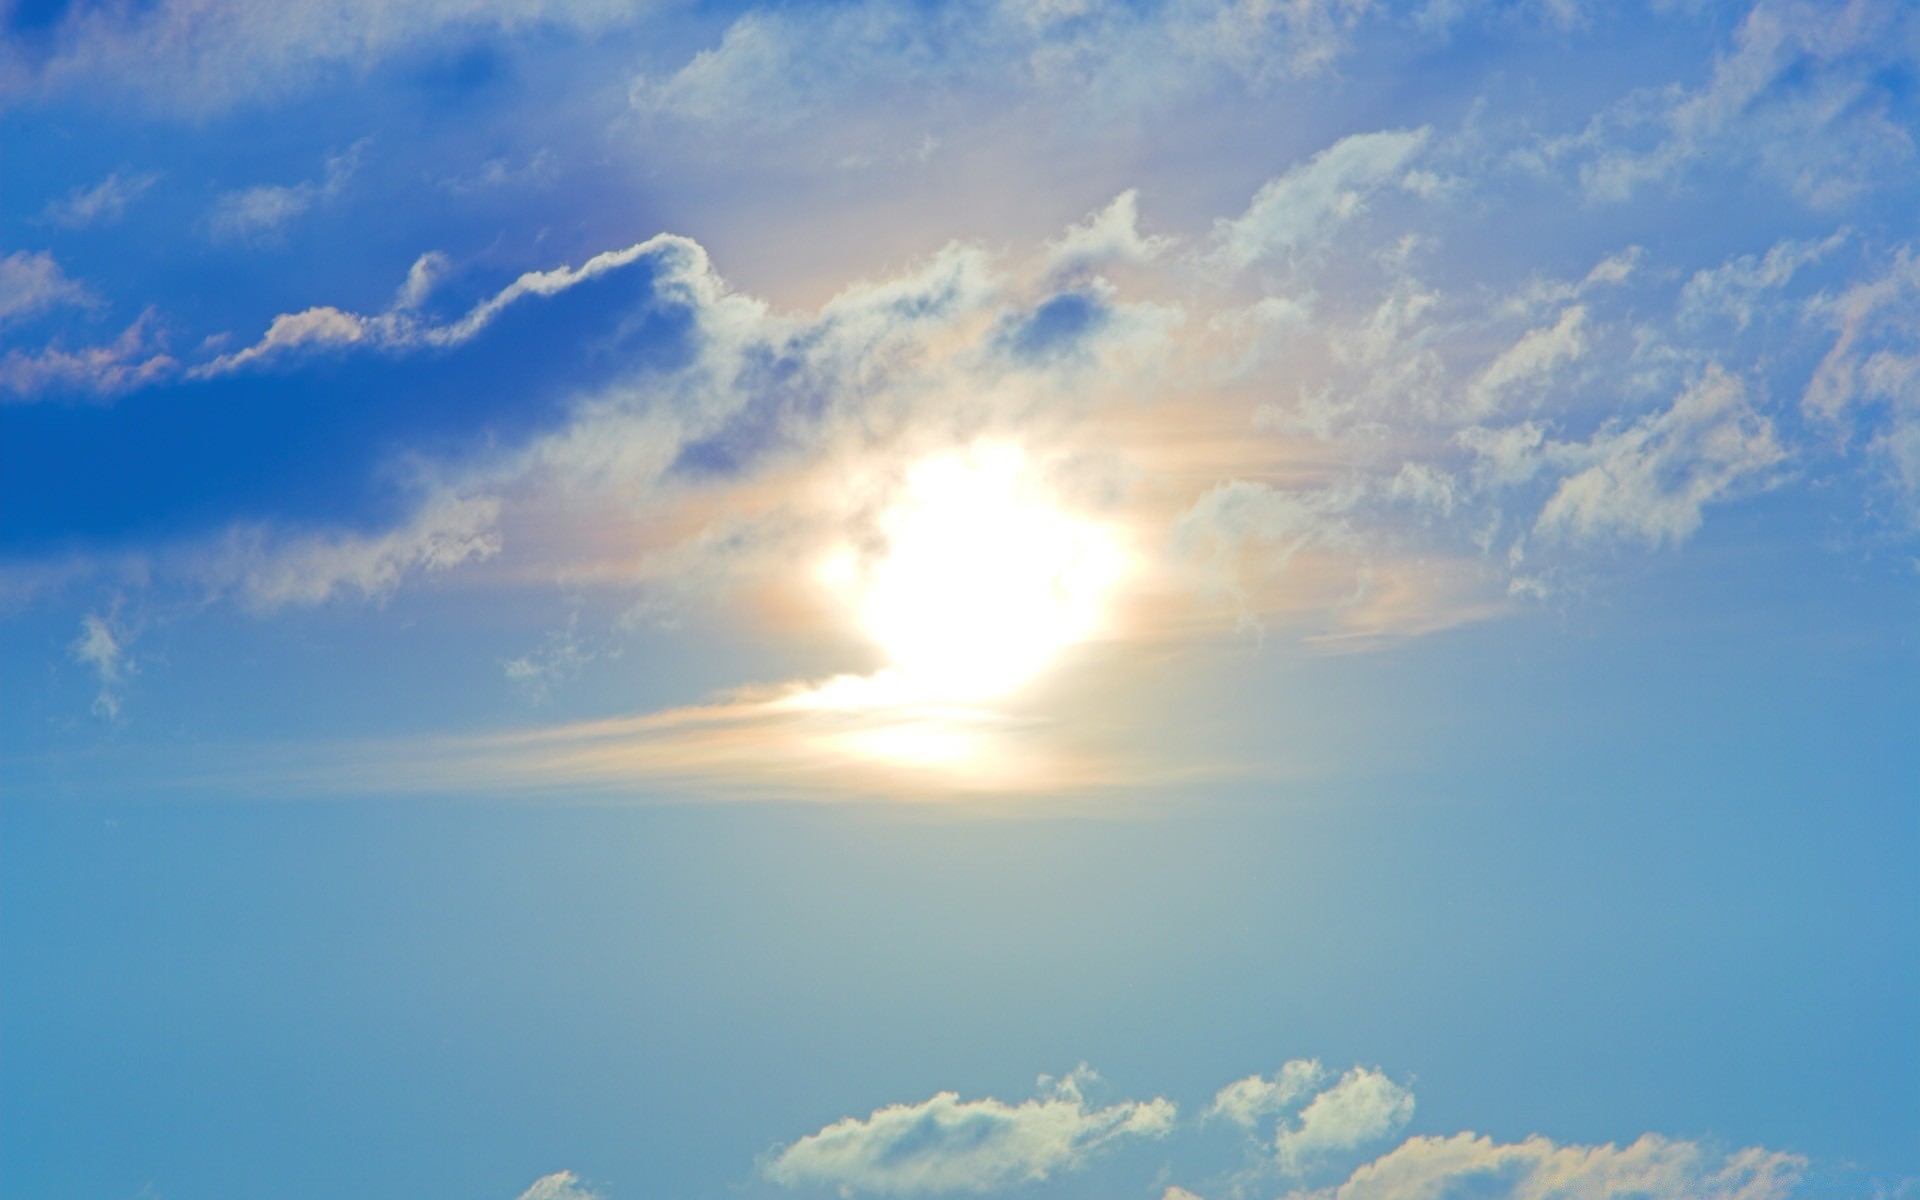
[[71, 610, 134, 719], [1209, 1060, 1328, 1128], [1046, 190, 1176, 282], [1209, 129, 1430, 274], [503, 616, 599, 702], [1803, 245, 1920, 423], [7, 0, 644, 113], [1, 310, 178, 402], [1274, 1067, 1415, 1173], [1464, 305, 1589, 417], [214, 492, 504, 612], [630, 0, 1377, 140], [38, 170, 161, 229], [1310, 1131, 1802, 1200], [515, 1171, 599, 1200], [766, 1067, 1176, 1194], [208, 141, 364, 242], [1176, 479, 1358, 572], [191, 236, 689, 378], [0, 250, 93, 326], [1534, 364, 1785, 546], [634, 11, 810, 128], [1679, 230, 1847, 330], [393, 252, 451, 311], [1570, 0, 1918, 206]]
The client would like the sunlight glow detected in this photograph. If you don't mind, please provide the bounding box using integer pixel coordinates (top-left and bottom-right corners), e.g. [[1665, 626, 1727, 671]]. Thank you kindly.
[[823, 446, 1125, 703]]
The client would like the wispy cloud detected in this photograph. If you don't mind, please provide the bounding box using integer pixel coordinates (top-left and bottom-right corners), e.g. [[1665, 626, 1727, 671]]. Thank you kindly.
[[71, 609, 135, 720], [190, 237, 684, 377], [1532, 364, 1785, 546], [207, 141, 365, 243], [1299, 1130, 1802, 1200], [0, 250, 94, 326], [1, 309, 178, 402], [1208, 129, 1431, 275], [5, 0, 643, 113], [38, 170, 160, 229], [1558, 0, 1918, 207]]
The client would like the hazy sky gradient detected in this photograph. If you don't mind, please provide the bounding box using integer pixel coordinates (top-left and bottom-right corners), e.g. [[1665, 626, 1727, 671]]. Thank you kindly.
[[3, 2, 1917, 1199]]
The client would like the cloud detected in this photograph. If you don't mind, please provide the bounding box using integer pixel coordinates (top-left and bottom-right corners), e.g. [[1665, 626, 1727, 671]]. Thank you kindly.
[[1679, 230, 1848, 330], [760, 1062, 1799, 1200], [1308, 1131, 1803, 1200], [1, 310, 178, 402], [502, 616, 599, 703], [1209, 129, 1430, 274], [765, 1067, 1176, 1194], [1274, 1067, 1415, 1173], [0, 250, 93, 326], [1209, 1060, 1328, 1129], [515, 1172, 599, 1200], [39, 170, 161, 229], [633, 11, 812, 128], [191, 236, 688, 377], [1803, 244, 1920, 423], [1046, 190, 1176, 283], [71, 610, 134, 720], [1568, 0, 1918, 206], [5, 0, 644, 113], [1173, 479, 1361, 621], [1463, 306, 1589, 417], [207, 141, 364, 242], [630, 0, 1378, 145], [1534, 365, 1785, 546], [212, 492, 503, 612]]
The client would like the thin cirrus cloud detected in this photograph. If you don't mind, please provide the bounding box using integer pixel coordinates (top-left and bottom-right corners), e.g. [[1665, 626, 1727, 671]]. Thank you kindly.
[[206, 140, 366, 242], [37, 170, 161, 230], [0, 0, 645, 113]]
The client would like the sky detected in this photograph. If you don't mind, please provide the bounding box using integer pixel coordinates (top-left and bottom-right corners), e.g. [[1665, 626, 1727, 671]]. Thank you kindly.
[[2, 1, 1918, 1198]]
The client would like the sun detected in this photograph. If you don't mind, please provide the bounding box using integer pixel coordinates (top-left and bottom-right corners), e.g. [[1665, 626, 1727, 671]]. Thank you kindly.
[[822, 446, 1125, 703]]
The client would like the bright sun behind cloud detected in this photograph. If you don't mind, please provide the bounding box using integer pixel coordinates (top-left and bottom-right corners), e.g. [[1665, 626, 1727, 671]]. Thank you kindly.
[[821, 446, 1125, 704]]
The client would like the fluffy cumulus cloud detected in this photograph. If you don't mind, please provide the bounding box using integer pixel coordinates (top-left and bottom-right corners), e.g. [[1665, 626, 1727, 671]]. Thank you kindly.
[[1209, 1060, 1329, 1129], [762, 1061, 1803, 1200], [1274, 1067, 1416, 1173], [765, 1068, 1176, 1194]]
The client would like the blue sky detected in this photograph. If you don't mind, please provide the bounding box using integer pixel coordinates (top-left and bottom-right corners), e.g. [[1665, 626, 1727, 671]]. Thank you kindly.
[[3, 1, 1918, 1198]]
